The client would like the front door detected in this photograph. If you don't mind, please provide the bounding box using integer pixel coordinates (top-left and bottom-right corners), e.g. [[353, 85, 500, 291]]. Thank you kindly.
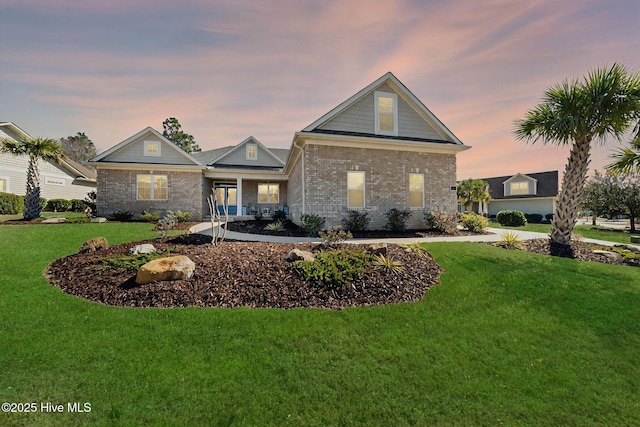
[[214, 186, 237, 215]]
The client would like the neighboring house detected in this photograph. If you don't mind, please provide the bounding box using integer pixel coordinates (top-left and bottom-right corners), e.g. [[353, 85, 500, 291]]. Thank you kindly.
[[90, 72, 470, 229], [481, 171, 559, 217], [0, 122, 97, 200]]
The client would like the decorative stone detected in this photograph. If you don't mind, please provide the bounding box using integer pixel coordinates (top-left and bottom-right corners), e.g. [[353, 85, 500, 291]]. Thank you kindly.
[[593, 250, 623, 263], [614, 244, 640, 254], [78, 237, 109, 253], [129, 244, 157, 255], [285, 249, 315, 262], [367, 243, 388, 256], [42, 217, 66, 224], [136, 256, 195, 285], [91, 217, 107, 223]]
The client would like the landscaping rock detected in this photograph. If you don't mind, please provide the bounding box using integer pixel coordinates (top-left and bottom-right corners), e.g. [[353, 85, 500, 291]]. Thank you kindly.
[[91, 217, 107, 223], [593, 250, 623, 263], [284, 249, 315, 262], [42, 217, 66, 224], [367, 243, 388, 256], [614, 244, 640, 254], [136, 255, 195, 285], [129, 244, 157, 255], [631, 235, 640, 244], [78, 237, 109, 253]]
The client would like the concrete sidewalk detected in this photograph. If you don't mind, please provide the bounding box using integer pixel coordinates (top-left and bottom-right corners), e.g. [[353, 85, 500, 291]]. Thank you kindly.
[[190, 223, 634, 248]]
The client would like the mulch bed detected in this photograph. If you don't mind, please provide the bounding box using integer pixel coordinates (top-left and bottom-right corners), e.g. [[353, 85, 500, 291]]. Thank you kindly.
[[45, 234, 443, 310]]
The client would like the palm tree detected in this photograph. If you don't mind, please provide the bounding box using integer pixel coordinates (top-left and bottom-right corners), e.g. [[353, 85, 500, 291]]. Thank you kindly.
[[607, 140, 640, 175], [0, 136, 63, 220], [457, 178, 490, 213], [515, 63, 640, 246]]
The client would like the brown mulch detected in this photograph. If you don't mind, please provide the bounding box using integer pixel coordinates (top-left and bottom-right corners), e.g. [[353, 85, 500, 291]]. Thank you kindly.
[[45, 234, 443, 310]]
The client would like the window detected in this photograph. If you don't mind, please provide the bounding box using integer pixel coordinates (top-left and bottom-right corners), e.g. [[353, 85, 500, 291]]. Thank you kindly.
[[510, 182, 529, 195], [375, 91, 398, 136], [347, 171, 365, 208], [247, 143, 257, 160], [45, 177, 65, 186], [144, 141, 161, 157], [409, 173, 424, 208], [137, 174, 167, 200], [258, 183, 279, 203], [0, 178, 6, 192]]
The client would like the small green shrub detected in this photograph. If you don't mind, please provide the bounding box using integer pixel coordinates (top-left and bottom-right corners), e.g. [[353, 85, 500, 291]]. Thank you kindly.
[[385, 208, 411, 232], [141, 211, 160, 222], [300, 214, 326, 236], [399, 241, 429, 257], [84, 191, 97, 217], [0, 192, 24, 214], [294, 250, 371, 288], [100, 248, 178, 273], [70, 199, 88, 213], [111, 210, 133, 221], [155, 211, 177, 237], [425, 211, 458, 234], [372, 254, 404, 274], [545, 213, 554, 221], [264, 221, 285, 232], [273, 210, 287, 221], [45, 198, 72, 212], [174, 210, 192, 222], [342, 210, 370, 232], [496, 210, 527, 227], [461, 213, 489, 233], [495, 231, 523, 249], [524, 213, 544, 224], [319, 226, 353, 247]]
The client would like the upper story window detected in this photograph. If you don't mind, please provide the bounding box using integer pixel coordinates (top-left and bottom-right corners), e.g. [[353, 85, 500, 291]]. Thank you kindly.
[[247, 143, 257, 160], [0, 178, 7, 192], [347, 171, 365, 208], [510, 182, 529, 195], [375, 91, 398, 136], [144, 141, 161, 157]]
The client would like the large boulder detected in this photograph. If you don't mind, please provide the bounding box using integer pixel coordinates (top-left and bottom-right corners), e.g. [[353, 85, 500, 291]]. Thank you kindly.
[[129, 244, 157, 255], [593, 250, 623, 263], [285, 249, 315, 262], [78, 237, 109, 253], [614, 244, 640, 254], [367, 243, 388, 256], [136, 256, 195, 285], [42, 217, 66, 224]]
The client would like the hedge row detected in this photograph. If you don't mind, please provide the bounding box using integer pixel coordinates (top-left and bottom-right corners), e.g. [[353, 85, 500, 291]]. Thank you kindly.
[[0, 193, 25, 215]]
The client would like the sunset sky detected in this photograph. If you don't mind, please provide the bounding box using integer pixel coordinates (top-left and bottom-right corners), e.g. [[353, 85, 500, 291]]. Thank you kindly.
[[1, 0, 638, 179]]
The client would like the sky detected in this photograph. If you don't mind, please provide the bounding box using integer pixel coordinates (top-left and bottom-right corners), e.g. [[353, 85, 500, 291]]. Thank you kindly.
[[0, 0, 638, 180]]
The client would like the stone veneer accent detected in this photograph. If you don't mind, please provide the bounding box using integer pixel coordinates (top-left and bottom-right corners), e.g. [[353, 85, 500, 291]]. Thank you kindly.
[[299, 144, 458, 229], [97, 169, 204, 221]]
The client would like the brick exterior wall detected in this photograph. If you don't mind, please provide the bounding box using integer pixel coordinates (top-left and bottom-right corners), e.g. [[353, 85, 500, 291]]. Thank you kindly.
[[286, 155, 304, 224], [299, 144, 458, 229], [97, 169, 204, 220]]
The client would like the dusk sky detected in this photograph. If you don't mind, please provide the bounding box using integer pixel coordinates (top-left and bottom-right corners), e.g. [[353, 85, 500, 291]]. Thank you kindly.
[[1, 0, 638, 179]]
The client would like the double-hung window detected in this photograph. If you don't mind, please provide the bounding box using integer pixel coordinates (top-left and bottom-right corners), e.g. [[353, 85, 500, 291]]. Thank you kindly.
[[0, 178, 6, 193], [409, 173, 424, 208], [258, 183, 279, 203], [375, 91, 398, 136], [137, 174, 167, 200], [347, 171, 365, 208]]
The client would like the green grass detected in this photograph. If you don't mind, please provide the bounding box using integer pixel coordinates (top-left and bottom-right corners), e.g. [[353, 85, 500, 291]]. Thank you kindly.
[[490, 221, 634, 244], [0, 211, 88, 222], [1, 223, 639, 426]]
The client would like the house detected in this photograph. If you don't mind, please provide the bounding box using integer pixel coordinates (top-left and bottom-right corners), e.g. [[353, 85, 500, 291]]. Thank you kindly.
[[0, 122, 97, 200], [481, 171, 559, 218], [90, 72, 470, 229]]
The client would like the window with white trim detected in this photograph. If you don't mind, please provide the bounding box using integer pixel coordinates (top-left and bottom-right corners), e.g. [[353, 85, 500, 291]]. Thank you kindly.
[[247, 143, 257, 160], [144, 141, 161, 157], [137, 174, 168, 200], [45, 177, 65, 186], [258, 183, 279, 203], [0, 178, 7, 192], [510, 182, 529, 195], [375, 91, 398, 136], [409, 173, 424, 208], [347, 171, 365, 208]]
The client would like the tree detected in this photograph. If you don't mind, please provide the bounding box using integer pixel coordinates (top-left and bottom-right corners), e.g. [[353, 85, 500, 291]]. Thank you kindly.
[[59, 132, 96, 164], [162, 118, 201, 153], [581, 170, 625, 224], [619, 174, 640, 234], [457, 178, 490, 213], [0, 136, 63, 220], [581, 171, 607, 225], [607, 140, 640, 175], [514, 63, 640, 246]]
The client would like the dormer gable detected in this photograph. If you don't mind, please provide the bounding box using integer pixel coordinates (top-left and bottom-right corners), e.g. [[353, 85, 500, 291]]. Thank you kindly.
[[503, 173, 538, 196], [208, 136, 285, 169]]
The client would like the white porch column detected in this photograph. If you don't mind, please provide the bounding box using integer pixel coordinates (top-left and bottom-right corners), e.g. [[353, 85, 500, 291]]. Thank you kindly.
[[236, 177, 243, 216]]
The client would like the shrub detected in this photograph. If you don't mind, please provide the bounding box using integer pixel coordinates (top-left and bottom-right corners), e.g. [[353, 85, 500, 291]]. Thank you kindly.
[[399, 241, 429, 257], [385, 208, 412, 232], [460, 213, 489, 233], [545, 213, 554, 221], [273, 210, 287, 221], [495, 231, 523, 249], [319, 226, 353, 247], [0, 192, 24, 214], [425, 210, 458, 234], [264, 221, 285, 232], [84, 191, 97, 217], [496, 210, 527, 227], [141, 211, 160, 222], [294, 250, 370, 288], [45, 198, 72, 212], [300, 214, 326, 236], [174, 210, 192, 222], [155, 211, 177, 237], [111, 210, 133, 221], [524, 213, 544, 224], [70, 199, 89, 213], [372, 254, 404, 274], [342, 210, 371, 232], [39, 198, 47, 211]]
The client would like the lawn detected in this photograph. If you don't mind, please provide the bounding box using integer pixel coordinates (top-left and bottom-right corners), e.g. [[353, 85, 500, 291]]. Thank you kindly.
[[489, 221, 635, 244], [1, 223, 639, 426]]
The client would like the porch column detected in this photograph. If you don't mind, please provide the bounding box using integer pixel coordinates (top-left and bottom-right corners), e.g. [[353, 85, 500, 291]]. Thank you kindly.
[[236, 178, 243, 216]]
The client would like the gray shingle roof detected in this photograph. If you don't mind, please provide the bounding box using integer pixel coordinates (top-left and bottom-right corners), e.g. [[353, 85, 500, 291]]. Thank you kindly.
[[484, 171, 558, 199]]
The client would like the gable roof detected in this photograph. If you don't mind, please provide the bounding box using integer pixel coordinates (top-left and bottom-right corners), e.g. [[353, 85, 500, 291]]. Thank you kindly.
[[301, 72, 464, 146], [484, 171, 558, 199], [207, 136, 286, 170]]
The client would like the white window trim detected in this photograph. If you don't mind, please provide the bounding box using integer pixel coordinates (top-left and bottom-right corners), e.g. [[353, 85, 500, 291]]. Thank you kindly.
[[409, 173, 425, 209], [258, 183, 279, 203], [144, 141, 161, 157], [246, 143, 257, 160], [0, 176, 9, 193], [136, 174, 168, 200], [374, 91, 398, 136], [508, 181, 531, 196], [44, 176, 65, 186], [347, 171, 366, 209]]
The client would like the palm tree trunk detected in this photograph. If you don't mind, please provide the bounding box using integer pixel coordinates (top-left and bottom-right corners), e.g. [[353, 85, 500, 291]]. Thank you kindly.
[[550, 138, 592, 245], [23, 155, 42, 220]]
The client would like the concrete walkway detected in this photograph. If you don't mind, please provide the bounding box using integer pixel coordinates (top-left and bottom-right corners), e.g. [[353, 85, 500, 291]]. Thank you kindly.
[[190, 222, 636, 248]]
